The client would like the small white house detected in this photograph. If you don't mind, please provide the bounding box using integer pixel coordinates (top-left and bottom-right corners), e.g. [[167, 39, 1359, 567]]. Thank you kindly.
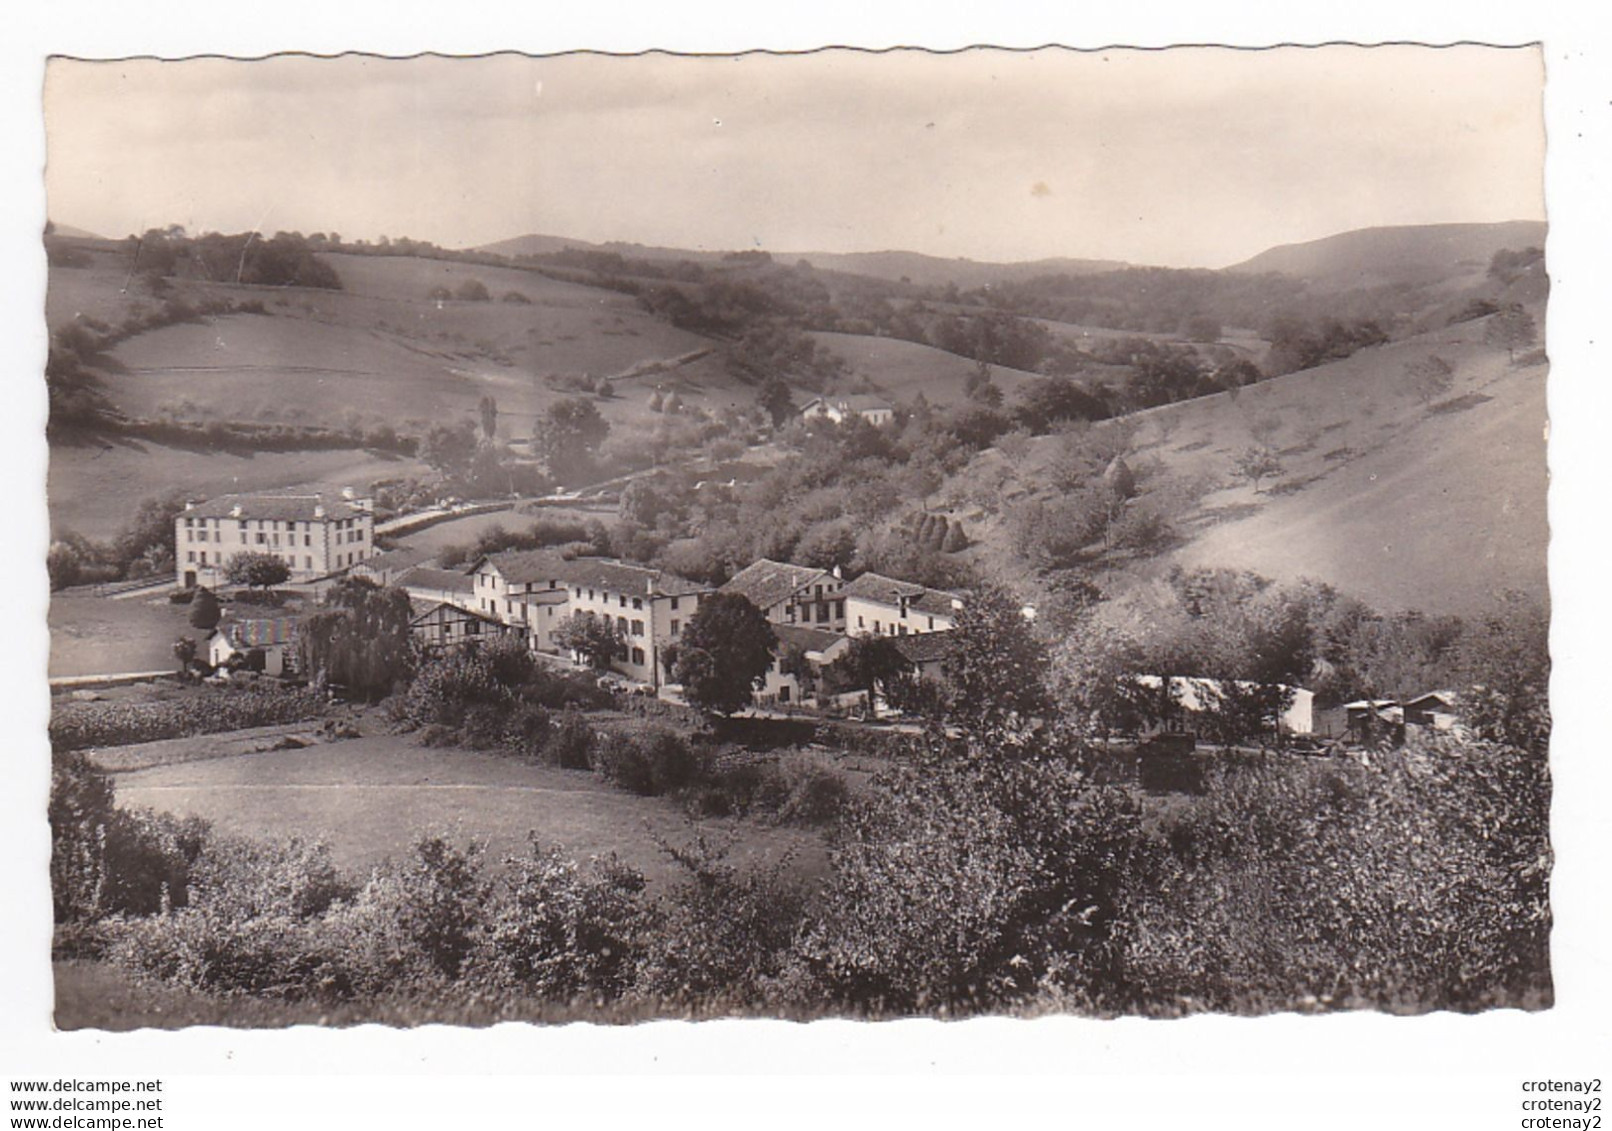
[[800, 394, 895, 427], [208, 617, 299, 677]]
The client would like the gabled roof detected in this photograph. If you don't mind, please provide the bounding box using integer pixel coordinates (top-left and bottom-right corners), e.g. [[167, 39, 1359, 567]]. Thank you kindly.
[[219, 617, 298, 649], [397, 566, 475, 595], [409, 601, 505, 628], [557, 557, 709, 599], [891, 631, 957, 665], [803, 393, 893, 414], [185, 489, 365, 523], [357, 546, 432, 573], [472, 549, 570, 587], [841, 571, 962, 618], [721, 559, 833, 611], [772, 624, 846, 654], [1402, 690, 1459, 709]]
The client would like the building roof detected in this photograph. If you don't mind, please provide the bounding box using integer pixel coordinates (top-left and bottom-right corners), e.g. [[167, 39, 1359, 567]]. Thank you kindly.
[[219, 617, 299, 649], [721, 559, 833, 611], [1403, 690, 1459, 709], [842, 571, 962, 618], [557, 557, 709, 599], [804, 393, 894, 415], [184, 488, 367, 523], [474, 549, 570, 587], [356, 546, 432, 574], [397, 566, 475, 595], [891, 631, 958, 665], [772, 624, 846, 654], [409, 601, 505, 628]]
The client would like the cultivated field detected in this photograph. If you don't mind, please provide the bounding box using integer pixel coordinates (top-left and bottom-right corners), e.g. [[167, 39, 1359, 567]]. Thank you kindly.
[[109, 735, 830, 888], [48, 440, 429, 542], [808, 331, 1043, 404]]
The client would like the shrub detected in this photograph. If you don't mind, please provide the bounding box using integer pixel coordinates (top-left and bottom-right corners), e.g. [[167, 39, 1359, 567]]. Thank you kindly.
[[541, 708, 596, 769], [50, 685, 323, 752], [472, 838, 651, 1000], [591, 726, 708, 796]]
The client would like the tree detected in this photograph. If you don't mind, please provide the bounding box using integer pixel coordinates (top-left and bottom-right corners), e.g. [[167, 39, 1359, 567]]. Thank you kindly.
[[533, 397, 610, 480], [225, 551, 290, 590], [1233, 446, 1284, 494], [828, 635, 910, 704], [552, 612, 625, 671], [942, 584, 1052, 737], [172, 635, 197, 674], [758, 377, 796, 427], [1406, 355, 1455, 404], [298, 578, 416, 699], [1485, 305, 1538, 362], [672, 593, 778, 717], [478, 395, 498, 442], [188, 586, 221, 631], [455, 278, 491, 302], [418, 421, 480, 481]]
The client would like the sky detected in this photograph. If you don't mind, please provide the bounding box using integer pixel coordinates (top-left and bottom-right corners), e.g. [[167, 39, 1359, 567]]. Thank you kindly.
[[44, 45, 1545, 269]]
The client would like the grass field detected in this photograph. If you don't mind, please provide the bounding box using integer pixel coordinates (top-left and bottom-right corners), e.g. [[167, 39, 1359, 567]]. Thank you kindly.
[[808, 331, 1043, 405], [48, 593, 198, 678], [110, 735, 829, 889], [48, 440, 429, 542], [957, 308, 1549, 617]]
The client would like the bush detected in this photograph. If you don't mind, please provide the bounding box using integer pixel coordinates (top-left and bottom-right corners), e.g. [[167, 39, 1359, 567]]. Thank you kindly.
[[541, 709, 596, 769], [591, 726, 708, 796], [472, 838, 650, 1000], [50, 685, 323, 752]]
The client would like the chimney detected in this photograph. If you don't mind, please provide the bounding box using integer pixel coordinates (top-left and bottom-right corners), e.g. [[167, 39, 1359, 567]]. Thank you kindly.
[[313, 505, 326, 519], [229, 504, 243, 518], [831, 564, 842, 580], [340, 485, 356, 500]]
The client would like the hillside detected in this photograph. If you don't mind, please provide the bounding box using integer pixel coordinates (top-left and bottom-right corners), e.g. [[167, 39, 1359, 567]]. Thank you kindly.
[[806, 331, 1045, 404], [1227, 221, 1546, 291], [952, 304, 1548, 618]]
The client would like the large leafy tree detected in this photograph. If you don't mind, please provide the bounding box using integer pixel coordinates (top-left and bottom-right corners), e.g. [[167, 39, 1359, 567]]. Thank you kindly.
[[533, 397, 610, 481], [225, 551, 291, 590], [942, 583, 1053, 738], [552, 612, 625, 672], [827, 634, 909, 702], [673, 593, 777, 717], [297, 577, 416, 699]]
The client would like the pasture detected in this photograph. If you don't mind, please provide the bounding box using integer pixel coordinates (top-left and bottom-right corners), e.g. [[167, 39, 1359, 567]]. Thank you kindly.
[[808, 330, 1042, 404], [48, 592, 196, 678], [110, 734, 830, 889]]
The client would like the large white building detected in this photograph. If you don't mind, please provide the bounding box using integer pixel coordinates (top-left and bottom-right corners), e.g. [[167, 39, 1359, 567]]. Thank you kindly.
[[176, 486, 374, 590], [841, 571, 963, 637]]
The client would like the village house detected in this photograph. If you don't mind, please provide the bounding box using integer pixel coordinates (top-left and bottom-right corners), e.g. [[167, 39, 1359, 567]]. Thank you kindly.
[[548, 558, 710, 687], [176, 486, 375, 590], [464, 550, 572, 652], [409, 601, 512, 653], [759, 623, 852, 707], [396, 565, 477, 613], [842, 571, 963, 637], [207, 616, 299, 677], [891, 630, 958, 686], [350, 546, 432, 586], [799, 393, 895, 427], [720, 558, 847, 632]]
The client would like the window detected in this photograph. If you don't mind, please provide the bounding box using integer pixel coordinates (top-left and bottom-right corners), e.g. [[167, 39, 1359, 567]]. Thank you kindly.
[[619, 594, 627, 608], [632, 597, 643, 610], [631, 619, 644, 636], [588, 589, 595, 601], [186, 551, 195, 563], [816, 603, 829, 623], [814, 584, 823, 597], [631, 647, 645, 666], [927, 616, 935, 630], [670, 619, 680, 636], [199, 552, 207, 565], [857, 615, 865, 628], [304, 535, 311, 547], [873, 621, 881, 634], [196, 530, 207, 542], [899, 625, 909, 636], [255, 532, 266, 545], [305, 556, 313, 570], [617, 616, 628, 634], [670, 597, 680, 611]]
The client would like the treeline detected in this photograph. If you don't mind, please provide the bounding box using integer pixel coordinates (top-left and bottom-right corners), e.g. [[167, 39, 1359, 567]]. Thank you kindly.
[[128, 227, 342, 290]]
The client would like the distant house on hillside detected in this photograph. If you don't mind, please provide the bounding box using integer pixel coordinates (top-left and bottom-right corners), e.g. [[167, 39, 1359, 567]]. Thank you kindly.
[[176, 486, 375, 590], [720, 558, 846, 632], [208, 617, 299, 677], [800, 394, 895, 427], [842, 571, 963, 637], [1402, 690, 1460, 730]]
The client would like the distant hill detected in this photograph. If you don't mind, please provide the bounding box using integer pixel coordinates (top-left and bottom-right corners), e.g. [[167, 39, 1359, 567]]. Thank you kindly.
[[476, 233, 1126, 288], [46, 221, 106, 240], [1226, 221, 1546, 291]]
